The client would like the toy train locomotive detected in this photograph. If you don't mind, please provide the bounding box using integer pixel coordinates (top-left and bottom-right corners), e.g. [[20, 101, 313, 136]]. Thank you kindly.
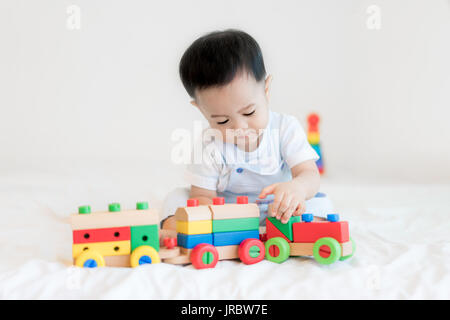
[[69, 196, 354, 269]]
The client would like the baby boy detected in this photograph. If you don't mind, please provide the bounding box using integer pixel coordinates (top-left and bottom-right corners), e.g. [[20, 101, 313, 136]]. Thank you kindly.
[[161, 29, 333, 230]]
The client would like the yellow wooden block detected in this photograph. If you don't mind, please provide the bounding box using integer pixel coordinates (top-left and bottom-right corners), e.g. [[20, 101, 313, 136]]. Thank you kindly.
[[307, 132, 320, 145], [176, 220, 212, 235], [72, 240, 131, 258]]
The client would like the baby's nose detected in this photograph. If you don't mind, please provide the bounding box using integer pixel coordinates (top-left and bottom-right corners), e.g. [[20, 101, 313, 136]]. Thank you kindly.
[[233, 119, 249, 131]]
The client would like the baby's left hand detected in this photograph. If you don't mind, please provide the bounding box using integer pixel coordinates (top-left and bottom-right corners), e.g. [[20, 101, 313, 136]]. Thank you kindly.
[[258, 181, 307, 224]]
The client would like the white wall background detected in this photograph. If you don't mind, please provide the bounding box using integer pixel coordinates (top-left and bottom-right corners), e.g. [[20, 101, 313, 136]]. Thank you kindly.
[[1, 0, 449, 185]]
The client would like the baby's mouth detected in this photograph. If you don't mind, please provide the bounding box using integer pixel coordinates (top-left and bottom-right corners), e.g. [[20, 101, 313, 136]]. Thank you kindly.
[[234, 129, 258, 140]]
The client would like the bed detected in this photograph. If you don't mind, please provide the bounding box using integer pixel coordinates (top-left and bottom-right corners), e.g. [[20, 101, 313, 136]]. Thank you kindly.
[[0, 163, 449, 299]]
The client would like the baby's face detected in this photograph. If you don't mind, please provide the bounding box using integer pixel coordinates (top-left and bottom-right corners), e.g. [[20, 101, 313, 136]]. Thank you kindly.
[[192, 72, 271, 151]]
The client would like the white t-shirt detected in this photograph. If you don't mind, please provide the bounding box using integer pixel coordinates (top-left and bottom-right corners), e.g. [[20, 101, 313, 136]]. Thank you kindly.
[[184, 110, 319, 196]]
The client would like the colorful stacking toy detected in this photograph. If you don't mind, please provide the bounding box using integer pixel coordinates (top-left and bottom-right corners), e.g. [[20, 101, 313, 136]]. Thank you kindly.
[[307, 113, 324, 174]]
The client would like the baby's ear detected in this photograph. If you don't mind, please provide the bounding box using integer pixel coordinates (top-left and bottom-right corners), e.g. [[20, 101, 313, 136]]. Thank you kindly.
[[264, 75, 273, 99], [190, 100, 199, 108]]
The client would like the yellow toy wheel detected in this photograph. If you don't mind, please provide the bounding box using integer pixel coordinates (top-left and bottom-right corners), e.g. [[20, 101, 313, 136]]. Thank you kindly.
[[75, 250, 105, 268], [130, 245, 160, 267]]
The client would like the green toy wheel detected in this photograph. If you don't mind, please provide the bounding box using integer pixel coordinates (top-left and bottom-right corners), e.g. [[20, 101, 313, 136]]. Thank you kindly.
[[339, 237, 356, 261], [313, 237, 342, 265], [265, 237, 290, 264]]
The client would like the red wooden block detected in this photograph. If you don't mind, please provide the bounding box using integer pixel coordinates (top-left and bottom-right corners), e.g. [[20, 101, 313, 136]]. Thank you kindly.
[[266, 218, 292, 243], [73, 226, 131, 244], [292, 221, 349, 243]]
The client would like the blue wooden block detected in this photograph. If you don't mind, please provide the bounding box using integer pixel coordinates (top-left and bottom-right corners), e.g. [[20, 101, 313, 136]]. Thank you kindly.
[[213, 230, 259, 247], [177, 233, 213, 249]]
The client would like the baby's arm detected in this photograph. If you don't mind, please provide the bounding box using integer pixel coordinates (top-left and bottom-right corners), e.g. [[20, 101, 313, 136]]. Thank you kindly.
[[161, 185, 217, 230], [259, 160, 320, 223]]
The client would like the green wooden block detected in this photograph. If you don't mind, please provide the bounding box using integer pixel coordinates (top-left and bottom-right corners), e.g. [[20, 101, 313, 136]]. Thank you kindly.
[[267, 216, 301, 241], [212, 217, 259, 233], [130, 225, 159, 252]]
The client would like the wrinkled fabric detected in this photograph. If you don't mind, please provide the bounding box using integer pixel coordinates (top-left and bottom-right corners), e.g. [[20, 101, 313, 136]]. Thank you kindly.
[[0, 170, 449, 299]]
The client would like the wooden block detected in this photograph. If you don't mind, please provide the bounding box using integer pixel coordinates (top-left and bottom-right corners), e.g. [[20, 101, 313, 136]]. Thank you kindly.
[[177, 233, 213, 249], [341, 241, 353, 256], [216, 245, 239, 260], [210, 203, 259, 220], [213, 230, 259, 247], [72, 240, 131, 258], [163, 254, 191, 265], [159, 247, 181, 259], [70, 209, 159, 230], [292, 221, 349, 243], [289, 243, 314, 256], [265, 218, 292, 243], [266, 216, 301, 241], [104, 255, 131, 267], [176, 220, 212, 235], [130, 225, 159, 251], [212, 217, 259, 233], [175, 206, 212, 222], [73, 226, 131, 244]]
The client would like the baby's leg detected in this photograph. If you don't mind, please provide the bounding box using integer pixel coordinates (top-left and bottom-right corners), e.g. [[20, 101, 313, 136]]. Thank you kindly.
[[160, 187, 190, 229]]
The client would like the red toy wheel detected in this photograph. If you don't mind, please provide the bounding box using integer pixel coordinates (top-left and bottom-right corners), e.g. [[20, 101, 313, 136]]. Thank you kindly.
[[190, 243, 219, 269], [239, 238, 265, 265]]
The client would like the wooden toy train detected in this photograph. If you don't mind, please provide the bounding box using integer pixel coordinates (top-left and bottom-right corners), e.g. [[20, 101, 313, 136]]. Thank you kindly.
[[69, 196, 355, 269]]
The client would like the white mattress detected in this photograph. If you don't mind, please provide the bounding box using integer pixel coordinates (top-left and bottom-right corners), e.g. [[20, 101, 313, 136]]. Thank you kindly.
[[1, 165, 449, 299]]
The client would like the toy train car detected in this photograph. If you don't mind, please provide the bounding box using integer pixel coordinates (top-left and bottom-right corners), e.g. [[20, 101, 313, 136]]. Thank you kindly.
[[69, 198, 354, 269], [69, 202, 178, 268], [263, 209, 355, 265], [164, 196, 266, 269]]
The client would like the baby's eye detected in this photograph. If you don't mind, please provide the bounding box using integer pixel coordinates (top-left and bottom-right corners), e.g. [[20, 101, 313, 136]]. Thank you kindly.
[[217, 119, 229, 125], [243, 110, 255, 116]]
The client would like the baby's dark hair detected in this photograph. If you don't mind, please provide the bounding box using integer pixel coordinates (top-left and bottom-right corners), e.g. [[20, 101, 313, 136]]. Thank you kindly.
[[179, 29, 266, 98]]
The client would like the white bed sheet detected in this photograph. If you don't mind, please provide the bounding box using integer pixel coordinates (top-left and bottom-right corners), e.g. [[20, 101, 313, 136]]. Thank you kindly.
[[0, 165, 449, 300]]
